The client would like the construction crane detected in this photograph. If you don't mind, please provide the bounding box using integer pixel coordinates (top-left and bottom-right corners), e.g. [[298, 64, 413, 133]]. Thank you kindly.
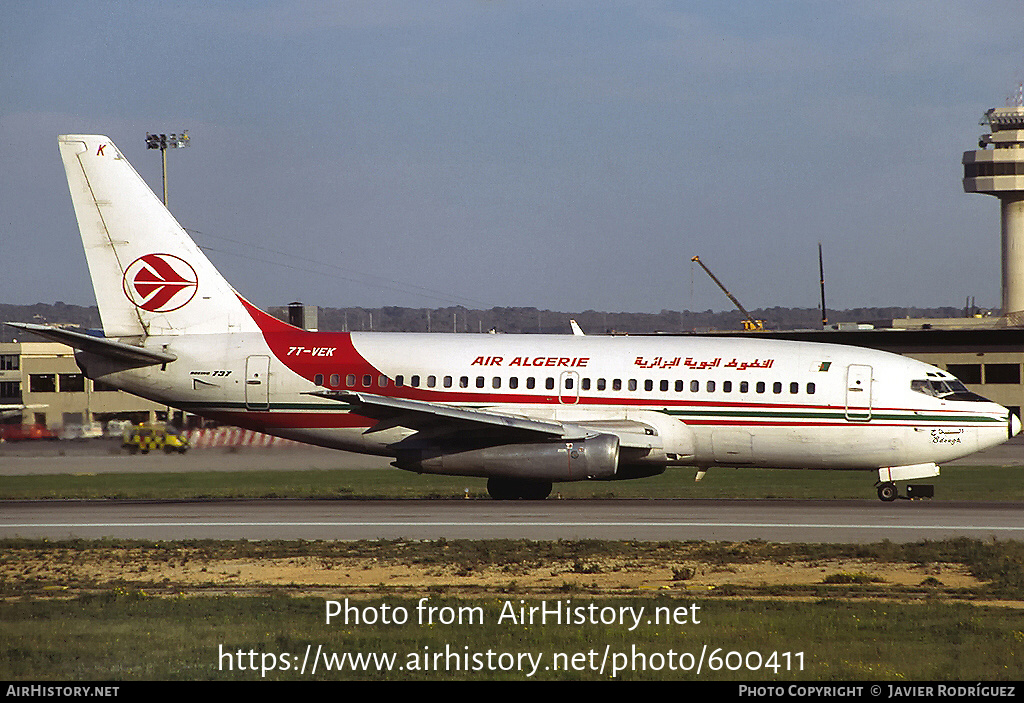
[[691, 256, 764, 330]]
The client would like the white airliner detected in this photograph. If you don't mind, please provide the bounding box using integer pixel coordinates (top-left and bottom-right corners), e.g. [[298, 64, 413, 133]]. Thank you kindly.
[[9, 134, 1020, 500]]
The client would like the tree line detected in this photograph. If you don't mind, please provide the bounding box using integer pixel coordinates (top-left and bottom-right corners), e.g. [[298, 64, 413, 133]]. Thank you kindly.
[[0, 301, 973, 343]]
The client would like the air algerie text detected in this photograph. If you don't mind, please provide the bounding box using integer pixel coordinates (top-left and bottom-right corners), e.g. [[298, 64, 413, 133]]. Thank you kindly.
[[471, 356, 589, 367]]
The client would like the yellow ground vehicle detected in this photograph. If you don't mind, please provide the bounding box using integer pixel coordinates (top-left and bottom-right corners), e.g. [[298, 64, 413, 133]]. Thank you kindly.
[[122, 424, 190, 454]]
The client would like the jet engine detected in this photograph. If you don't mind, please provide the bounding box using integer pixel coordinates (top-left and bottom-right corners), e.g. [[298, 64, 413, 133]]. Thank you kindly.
[[394, 433, 620, 482]]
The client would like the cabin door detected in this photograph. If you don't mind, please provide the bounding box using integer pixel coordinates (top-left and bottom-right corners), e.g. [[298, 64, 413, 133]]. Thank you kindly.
[[844, 364, 872, 421], [245, 355, 270, 411]]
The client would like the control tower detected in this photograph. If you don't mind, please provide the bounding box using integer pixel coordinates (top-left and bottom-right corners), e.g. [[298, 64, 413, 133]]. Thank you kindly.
[[963, 87, 1024, 320]]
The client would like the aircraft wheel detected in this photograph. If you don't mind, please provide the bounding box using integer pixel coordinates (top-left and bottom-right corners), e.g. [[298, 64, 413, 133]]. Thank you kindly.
[[486, 478, 515, 500], [877, 482, 898, 502], [521, 481, 553, 500], [487, 478, 552, 500]]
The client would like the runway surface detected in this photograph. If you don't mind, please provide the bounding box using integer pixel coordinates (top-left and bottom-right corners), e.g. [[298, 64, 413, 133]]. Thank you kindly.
[[3, 498, 1022, 542]]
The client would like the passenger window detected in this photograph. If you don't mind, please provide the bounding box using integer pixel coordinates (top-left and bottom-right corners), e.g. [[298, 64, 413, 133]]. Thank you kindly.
[[314, 374, 324, 386], [330, 374, 340, 387], [476, 376, 485, 388], [411, 375, 420, 387], [756, 382, 765, 393], [628, 379, 637, 391], [427, 375, 436, 388], [723, 381, 732, 393], [509, 377, 519, 389], [362, 374, 372, 387], [660, 380, 668, 392], [597, 378, 606, 391], [442, 376, 451, 388], [739, 381, 748, 393], [790, 382, 799, 394], [546, 377, 555, 390], [346, 374, 356, 387], [644, 380, 653, 391], [582, 378, 591, 391], [773, 382, 782, 394], [613, 379, 622, 391], [806, 382, 815, 394], [460, 376, 469, 388], [492, 377, 501, 389], [675, 380, 684, 392], [378, 375, 388, 387], [564, 377, 573, 389], [707, 381, 715, 392], [690, 380, 699, 392], [527, 377, 536, 389], [394, 375, 404, 387]]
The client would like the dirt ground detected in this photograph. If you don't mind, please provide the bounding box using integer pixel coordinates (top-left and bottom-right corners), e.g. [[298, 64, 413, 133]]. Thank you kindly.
[[1, 547, 997, 601]]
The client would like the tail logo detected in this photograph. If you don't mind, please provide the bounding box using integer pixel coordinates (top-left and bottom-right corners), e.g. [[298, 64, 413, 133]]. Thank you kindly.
[[123, 254, 199, 312]]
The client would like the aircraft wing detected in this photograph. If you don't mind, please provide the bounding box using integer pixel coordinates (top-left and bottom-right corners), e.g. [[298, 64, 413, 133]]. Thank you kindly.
[[312, 390, 567, 438], [311, 390, 662, 449], [5, 322, 177, 366]]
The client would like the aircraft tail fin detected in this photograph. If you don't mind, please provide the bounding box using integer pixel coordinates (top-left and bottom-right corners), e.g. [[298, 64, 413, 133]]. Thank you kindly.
[[58, 135, 258, 338]]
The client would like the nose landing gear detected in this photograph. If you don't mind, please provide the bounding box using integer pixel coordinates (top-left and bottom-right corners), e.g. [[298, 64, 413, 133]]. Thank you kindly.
[[875, 481, 935, 501], [877, 482, 898, 502], [875, 463, 940, 502]]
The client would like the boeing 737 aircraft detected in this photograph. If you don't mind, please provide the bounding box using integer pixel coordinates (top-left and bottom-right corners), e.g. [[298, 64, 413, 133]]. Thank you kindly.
[[9, 135, 1020, 500]]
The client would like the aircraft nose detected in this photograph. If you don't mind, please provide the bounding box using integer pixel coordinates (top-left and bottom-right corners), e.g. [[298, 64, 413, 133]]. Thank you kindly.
[[1011, 413, 1022, 439]]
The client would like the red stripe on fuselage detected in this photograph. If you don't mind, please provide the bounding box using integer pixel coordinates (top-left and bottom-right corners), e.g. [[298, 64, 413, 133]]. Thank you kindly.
[[239, 295, 385, 380]]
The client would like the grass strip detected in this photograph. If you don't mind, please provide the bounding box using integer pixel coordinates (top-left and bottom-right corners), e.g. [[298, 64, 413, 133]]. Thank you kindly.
[[2, 593, 1022, 680], [2, 464, 1023, 501]]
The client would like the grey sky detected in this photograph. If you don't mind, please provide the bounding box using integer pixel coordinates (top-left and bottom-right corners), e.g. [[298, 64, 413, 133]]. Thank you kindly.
[[2, 1, 1021, 313]]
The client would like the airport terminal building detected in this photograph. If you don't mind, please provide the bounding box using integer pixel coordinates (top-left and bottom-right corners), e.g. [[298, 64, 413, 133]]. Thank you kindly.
[[0, 340, 166, 433]]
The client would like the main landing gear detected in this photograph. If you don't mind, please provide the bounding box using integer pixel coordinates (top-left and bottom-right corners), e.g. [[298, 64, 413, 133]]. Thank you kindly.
[[487, 477, 553, 500]]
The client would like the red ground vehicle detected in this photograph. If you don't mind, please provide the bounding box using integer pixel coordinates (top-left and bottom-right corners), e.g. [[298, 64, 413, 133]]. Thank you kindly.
[[0, 424, 59, 441]]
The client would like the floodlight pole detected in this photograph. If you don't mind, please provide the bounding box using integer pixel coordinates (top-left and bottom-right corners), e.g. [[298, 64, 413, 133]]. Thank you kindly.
[[161, 148, 168, 205], [145, 131, 190, 206]]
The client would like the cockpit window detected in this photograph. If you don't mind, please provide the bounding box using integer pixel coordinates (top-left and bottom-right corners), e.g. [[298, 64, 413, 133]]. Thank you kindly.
[[911, 379, 989, 402]]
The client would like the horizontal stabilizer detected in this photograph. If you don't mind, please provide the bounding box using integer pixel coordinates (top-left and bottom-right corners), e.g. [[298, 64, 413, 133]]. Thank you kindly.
[[5, 322, 176, 366]]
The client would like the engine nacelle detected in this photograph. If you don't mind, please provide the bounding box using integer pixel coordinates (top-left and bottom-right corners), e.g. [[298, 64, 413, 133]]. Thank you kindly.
[[394, 434, 620, 482]]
